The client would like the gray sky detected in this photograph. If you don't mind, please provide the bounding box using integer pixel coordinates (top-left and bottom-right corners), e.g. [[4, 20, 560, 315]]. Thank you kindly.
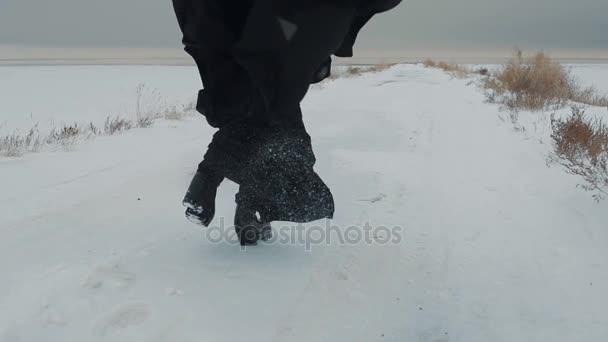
[[0, 0, 607, 49]]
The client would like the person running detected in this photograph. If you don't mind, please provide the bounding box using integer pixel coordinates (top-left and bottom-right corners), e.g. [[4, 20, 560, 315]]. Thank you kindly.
[[173, 0, 402, 246]]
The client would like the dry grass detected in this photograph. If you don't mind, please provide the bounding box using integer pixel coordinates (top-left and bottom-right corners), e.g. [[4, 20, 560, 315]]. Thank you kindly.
[[553, 107, 608, 161], [348, 63, 395, 75], [1, 123, 95, 156], [104, 116, 133, 135], [485, 50, 573, 110], [86, 122, 102, 136], [1, 103, 193, 157], [136, 113, 155, 128], [163, 104, 194, 121], [422, 59, 478, 78], [423, 52, 608, 200], [1, 115, 141, 157], [327, 64, 396, 80], [550, 107, 608, 201], [183, 100, 196, 113], [1, 84, 195, 157], [163, 108, 185, 121], [485, 49, 608, 111], [486, 51, 608, 199], [423, 50, 608, 111], [1, 122, 98, 156], [47, 124, 80, 142], [571, 86, 608, 108], [1, 105, 193, 157], [0, 127, 43, 157]]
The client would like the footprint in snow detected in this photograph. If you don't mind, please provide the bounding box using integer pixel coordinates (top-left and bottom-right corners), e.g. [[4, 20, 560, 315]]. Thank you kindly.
[[83, 266, 135, 290], [95, 303, 150, 336], [165, 287, 185, 296], [358, 193, 387, 203], [39, 304, 68, 327]]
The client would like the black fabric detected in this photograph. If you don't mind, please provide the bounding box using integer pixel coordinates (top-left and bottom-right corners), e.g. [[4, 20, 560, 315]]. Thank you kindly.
[[312, 57, 332, 84], [198, 108, 334, 223], [172, 0, 400, 223], [335, 0, 402, 57], [231, 0, 357, 115], [334, 14, 373, 58]]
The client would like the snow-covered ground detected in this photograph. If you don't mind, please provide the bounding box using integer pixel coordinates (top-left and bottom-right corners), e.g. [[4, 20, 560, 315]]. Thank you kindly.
[[1, 64, 608, 342]]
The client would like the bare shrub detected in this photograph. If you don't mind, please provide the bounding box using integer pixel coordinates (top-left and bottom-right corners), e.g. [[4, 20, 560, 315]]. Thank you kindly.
[[485, 49, 608, 111], [550, 107, 608, 201], [104, 116, 133, 135]]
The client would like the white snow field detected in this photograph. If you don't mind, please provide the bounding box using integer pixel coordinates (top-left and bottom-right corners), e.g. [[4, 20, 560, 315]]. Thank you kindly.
[[1, 64, 608, 342]]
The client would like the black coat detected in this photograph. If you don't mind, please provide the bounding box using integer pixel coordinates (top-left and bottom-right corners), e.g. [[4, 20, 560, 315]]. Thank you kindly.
[[173, 0, 401, 223]]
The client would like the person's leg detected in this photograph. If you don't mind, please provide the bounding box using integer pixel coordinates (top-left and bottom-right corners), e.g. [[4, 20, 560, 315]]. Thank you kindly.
[[173, 0, 263, 228], [173, 0, 261, 129], [185, 116, 265, 228], [183, 167, 224, 226], [233, 199, 270, 246], [177, 0, 355, 237], [219, 1, 354, 230]]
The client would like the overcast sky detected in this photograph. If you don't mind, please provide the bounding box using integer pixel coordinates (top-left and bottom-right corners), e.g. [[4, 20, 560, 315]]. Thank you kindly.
[[1, 0, 606, 49]]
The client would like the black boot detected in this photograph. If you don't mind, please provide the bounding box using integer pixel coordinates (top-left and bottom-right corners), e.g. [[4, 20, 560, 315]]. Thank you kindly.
[[183, 169, 224, 227], [260, 222, 273, 242], [234, 204, 273, 246], [234, 204, 259, 246]]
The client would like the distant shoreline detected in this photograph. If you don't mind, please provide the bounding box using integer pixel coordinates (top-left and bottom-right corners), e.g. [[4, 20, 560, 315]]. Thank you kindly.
[[2, 46, 608, 66]]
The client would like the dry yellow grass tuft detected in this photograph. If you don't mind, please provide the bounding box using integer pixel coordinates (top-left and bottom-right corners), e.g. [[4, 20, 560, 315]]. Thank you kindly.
[[485, 49, 608, 111], [1, 84, 195, 158], [346, 63, 395, 75], [327, 64, 396, 80], [572, 86, 608, 108], [1, 107, 193, 157], [423, 51, 608, 200], [423, 50, 608, 111], [422, 59, 475, 77], [485, 50, 573, 110]]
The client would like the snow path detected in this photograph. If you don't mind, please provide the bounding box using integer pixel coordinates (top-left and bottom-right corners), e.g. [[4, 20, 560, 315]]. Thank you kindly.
[[1, 65, 607, 341]]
